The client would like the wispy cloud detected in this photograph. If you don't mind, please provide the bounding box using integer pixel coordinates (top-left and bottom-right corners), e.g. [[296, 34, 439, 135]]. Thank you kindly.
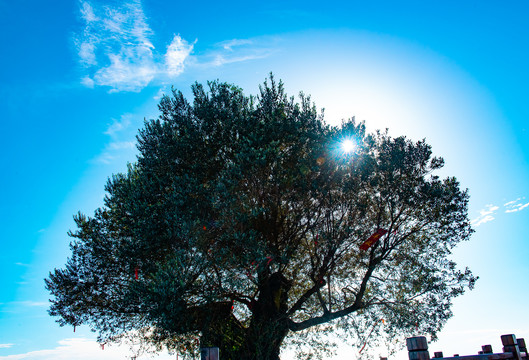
[[220, 38, 253, 51], [74, 1, 277, 92], [108, 141, 135, 150], [0, 344, 14, 349], [5, 301, 47, 308], [153, 87, 167, 101], [93, 142, 136, 165], [104, 114, 132, 137], [75, 0, 193, 92], [0, 300, 47, 314], [17, 301, 47, 307], [471, 204, 499, 227], [473, 197, 529, 227], [504, 197, 529, 213], [93, 114, 139, 165], [203, 37, 277, 67], [210, 53, 271, 67]]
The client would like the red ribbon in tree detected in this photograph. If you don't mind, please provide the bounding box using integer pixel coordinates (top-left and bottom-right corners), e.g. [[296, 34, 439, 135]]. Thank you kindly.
[[359, 229, 387, 251]]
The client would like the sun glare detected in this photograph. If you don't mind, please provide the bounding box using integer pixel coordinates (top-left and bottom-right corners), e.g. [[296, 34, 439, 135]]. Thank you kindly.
[[342, 139, 355, 153]]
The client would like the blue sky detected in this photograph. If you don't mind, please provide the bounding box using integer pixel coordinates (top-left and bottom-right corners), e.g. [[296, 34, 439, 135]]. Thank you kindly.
[[1, 1, 528, 359]]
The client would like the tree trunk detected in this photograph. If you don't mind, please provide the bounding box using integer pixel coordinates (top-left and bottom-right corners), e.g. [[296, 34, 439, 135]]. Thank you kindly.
[[197, 303, 246, 360], [195, 272, 292, 360], [237, 272, 292, 360]]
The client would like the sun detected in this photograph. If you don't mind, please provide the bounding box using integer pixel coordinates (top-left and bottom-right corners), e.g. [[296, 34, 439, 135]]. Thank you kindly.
[[342, 139, 355, 153]]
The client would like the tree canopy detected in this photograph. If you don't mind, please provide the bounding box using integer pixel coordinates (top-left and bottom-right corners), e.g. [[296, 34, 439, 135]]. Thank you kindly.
[[46, 76, 476, 360]]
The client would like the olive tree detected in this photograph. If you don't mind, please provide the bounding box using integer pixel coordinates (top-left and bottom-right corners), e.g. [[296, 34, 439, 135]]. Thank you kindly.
[[46, 76, 476, 360]]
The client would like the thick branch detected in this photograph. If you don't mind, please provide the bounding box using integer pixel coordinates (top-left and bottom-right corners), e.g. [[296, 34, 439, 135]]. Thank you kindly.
[[287, 282, 324, 316], [289, 301, 361, 332], [290, 254, 378, 332]]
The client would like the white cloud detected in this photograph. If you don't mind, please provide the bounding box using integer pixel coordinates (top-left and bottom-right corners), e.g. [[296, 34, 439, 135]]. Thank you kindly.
[[504, 197, 529, 213], [93, 141, 136, 165], [481, 204, 499, 215], [153, 87, 168, 101], [211, 53, 270, 67], [0, 338, 175, 360], [74, 2, 275, 92], [108, 141, 135, 150], [471, 204, 499, 227], [506, 203, 529, 213], [472, 198, 529, 226], [104, 114, 132, 137], [220, 38, 253, 51], [78, 42, 97, 66], [472, 215, 494, 227], [80, 76, 94, 88], [6, 301, 47, 308], [165, 35, 194, 77], [19, 301, 47, 307], [79, 1, 97, 23], [75, 0, 194, 92], [197, 36, 277, 67], [504, 199, 519, 207], [518, 202, 529, 210], [93, 152, 116, 165], [93, 114, 139, 165], [0, 344, 14, 349], [93, 52, 157, 93], [0, 300, 47, 314]]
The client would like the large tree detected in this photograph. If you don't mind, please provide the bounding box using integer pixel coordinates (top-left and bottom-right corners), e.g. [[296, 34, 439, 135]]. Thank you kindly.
[[46, 76, 476, 360]]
